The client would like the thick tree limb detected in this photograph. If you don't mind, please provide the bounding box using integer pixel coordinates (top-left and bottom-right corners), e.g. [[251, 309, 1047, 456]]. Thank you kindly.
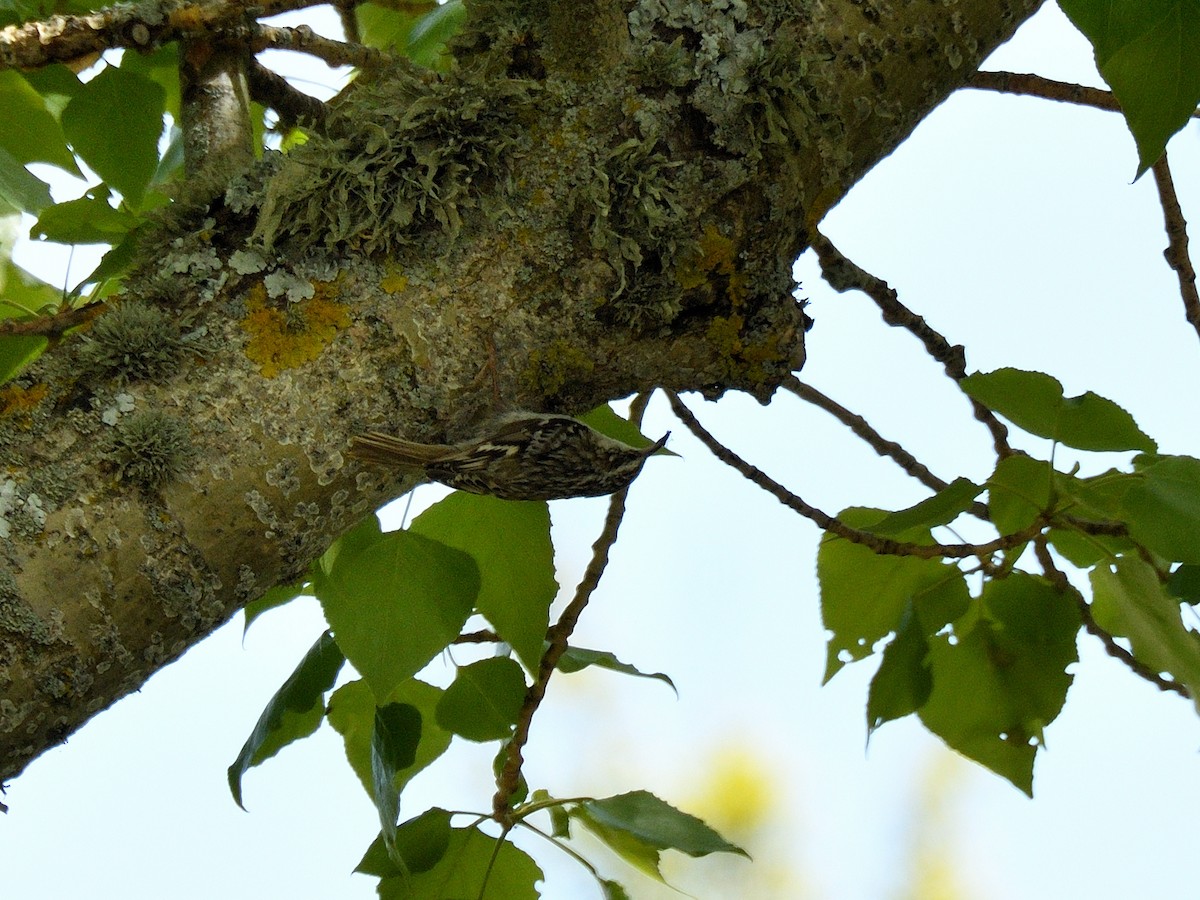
[[0, 0, 1042, 783]]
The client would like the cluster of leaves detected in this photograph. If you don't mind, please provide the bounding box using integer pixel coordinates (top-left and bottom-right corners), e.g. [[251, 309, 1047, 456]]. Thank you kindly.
[[820, 367, 1200, 794], [227, 406, 744, 898]]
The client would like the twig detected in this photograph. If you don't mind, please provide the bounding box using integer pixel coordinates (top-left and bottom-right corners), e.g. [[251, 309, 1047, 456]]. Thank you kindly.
[[809, 231, 1012, 459], [246, 60, 328, 131], [970, 70, 1200, 120], [0, 303, 106, 338], [1034, 539, 1189, 698], [1150, 154, 1200, 343], [249, 23, 388, 69], [667, 391, 1040, 560], [492, 395, 653, 823], [968, 71, 1120, 113], [453, 629, 500, 644], [782, 375, 989, 515]]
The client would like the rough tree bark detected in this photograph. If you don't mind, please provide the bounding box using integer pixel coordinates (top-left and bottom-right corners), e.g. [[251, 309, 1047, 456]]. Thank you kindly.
[[0, 0, 1042, 782]]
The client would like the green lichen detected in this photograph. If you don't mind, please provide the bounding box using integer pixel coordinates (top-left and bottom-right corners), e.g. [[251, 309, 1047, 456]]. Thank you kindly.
[[524, 339, 595, 397], [78, 301, 208, 384], [108, 411, 195, 491], [253, 70, 535, 257]]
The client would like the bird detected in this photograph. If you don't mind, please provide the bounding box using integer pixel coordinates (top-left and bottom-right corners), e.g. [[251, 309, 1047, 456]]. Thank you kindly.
[[349, 411, 669, 500]]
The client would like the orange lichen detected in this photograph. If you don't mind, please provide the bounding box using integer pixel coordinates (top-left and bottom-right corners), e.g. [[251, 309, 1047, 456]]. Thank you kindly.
[[0, 383, 48, 423], [240, 282, 350, 378]]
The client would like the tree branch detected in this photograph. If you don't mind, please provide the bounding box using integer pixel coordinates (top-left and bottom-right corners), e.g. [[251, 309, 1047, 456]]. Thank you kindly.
[[1033, 539, 1189, 698], [247, 59, 328, 130], [491, 394, 653, 822], [0, 0, 329, 70], [248, 23, 387, 70], [667, 391, 1040, 561], [782, 374, 989, 519], [0, 0, 1043, 783], [1150, 154, 1200, 343], [810, 231, 1013, 458]]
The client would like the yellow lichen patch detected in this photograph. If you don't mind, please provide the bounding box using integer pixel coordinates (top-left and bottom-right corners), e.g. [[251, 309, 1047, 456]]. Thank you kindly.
[[706, 313, 745, 357], [381, 273, 409, 294], [240, 282, 351, 378], [0, 383, 48, 423], [678, 224, 738, 290], [525, 340, 595, 397]]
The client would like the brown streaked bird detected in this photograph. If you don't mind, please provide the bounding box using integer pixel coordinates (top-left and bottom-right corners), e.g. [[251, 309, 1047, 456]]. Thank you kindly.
[[349, 412, 669, 501]]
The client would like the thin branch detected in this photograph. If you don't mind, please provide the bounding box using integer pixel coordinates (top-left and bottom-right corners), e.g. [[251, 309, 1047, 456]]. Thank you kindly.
[[453, 629, 500, 644], [667, 391, 1040, 560], [1034, 539, 1189, 699], [249, 23, 388, 69], [782, 375, 990, 516], [970, 70, 1200, 120], [491, 394, 654, 823], [0, 0, 336, 70], [0, 303, 106, 338], [809, 231, 1012, 458], [1150, 154, 1200, 343], [247, 60, 328, 131], [968, 71, 1121, 113], [491, 482, 632, 823]]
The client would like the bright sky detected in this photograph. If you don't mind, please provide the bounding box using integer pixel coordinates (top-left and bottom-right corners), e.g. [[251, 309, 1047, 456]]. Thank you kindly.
[[4, 5, 1200, 899]]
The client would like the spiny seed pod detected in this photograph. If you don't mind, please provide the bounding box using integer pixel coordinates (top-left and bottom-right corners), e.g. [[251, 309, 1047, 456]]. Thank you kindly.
[[350, 412, 668, 501]]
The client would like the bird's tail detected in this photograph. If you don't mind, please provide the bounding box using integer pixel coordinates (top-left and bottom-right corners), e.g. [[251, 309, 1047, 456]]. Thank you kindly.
[[348, 433, 450, 467]]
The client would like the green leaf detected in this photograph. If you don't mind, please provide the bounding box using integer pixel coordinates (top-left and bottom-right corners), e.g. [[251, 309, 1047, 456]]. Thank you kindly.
[[819, 508, 969, 682], [918, 574, 1080, 795], [864, 477, 982, 536], [556, 645, 677, 694], [410, 493, 556, 672], [1091, 555, 1200, 696], [0, 71, 78, 172], [406, 0, 466, 70], [328, 678, 452, 800], [357, 808, 454, 877], [1059, 0, 1200, 175], [372, 702, 423, 853], [1046, 526, 1130, 568], [578, 403, 671, 452], [357, 2, 424, 53], [435, 657, 527, 742], [31, 190, 140, 245], [866, 604, 932, 734], [0, 145, 52, 213], [313, 525, 479, 700], [243, 580, 308, 635], [0, 334, 46, 385], [961, 368, 1155, 452], [377, 827, 543, 900], [1121, 455, 1200, 563], [19, 65, 83, 115], [79, 225, 144, 288], [1168, 564, 1200, 604], [573, 791, 748, 882], [120, 43, 181, 122], [62, 66, 164, 210], [226, 631, 344, 809], [987, 454, 1053, 534], [600, 879, 633, 900]]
